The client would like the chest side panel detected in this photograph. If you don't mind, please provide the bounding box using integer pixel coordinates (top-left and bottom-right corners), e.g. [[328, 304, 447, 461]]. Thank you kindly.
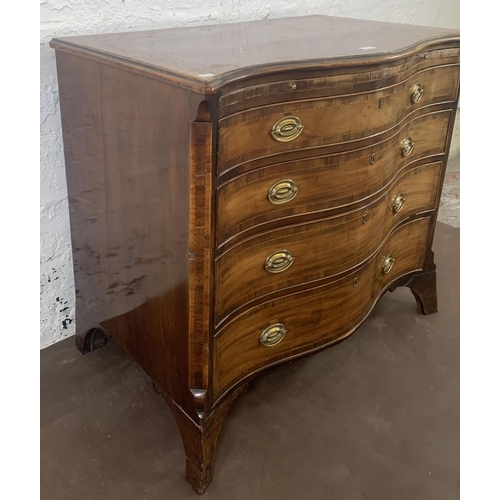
[[55, 51, 204, 413]]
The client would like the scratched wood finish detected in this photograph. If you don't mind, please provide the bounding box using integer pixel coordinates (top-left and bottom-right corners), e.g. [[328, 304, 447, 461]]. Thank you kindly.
[[216, 111, 450, 246], [51, 16, 459, 495], [218, 65, 459, 172], [215, 163, 440, 325], [213, 217, 431, 400]]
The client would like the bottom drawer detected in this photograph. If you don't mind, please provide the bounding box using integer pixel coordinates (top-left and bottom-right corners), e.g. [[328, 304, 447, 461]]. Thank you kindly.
[[213, 216, 431, 400]]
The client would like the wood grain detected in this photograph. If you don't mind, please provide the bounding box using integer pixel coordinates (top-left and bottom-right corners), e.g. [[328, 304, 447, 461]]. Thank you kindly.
[[218, 64, 459, 171], [215, 163, 440, 325], [56, 52, 205, 419], [188, 101, 214, 405], [55, 51, 109, 340], [164, 384, 249, 494], [213, 217, 431, 400], [219, 48, 459, 115], [50, 15, 458, 93], [216, 111, 450, 246], [52, 17, 459, 494]]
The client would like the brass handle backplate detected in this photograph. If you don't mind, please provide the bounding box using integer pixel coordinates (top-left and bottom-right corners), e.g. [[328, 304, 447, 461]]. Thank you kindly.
[[260, 323, 288, 347], [271, 116, 304, 143], [264, 249, 295, 274], [400, 137, 414, 157], [392, 193, 406, 213], [268, 179, 299, 205], [382, 254, 395, 274], [410, 82, 424, 104]]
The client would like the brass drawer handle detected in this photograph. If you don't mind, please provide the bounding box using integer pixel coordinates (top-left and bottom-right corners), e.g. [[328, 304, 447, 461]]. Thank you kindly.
[[392, 193, 406, 213], [260, 323, 288, 347], [400, 137, 414, 157], [382, 254, 395, 274], [268, 179, 299, 205], [271, 116, 304, 143], [410, 82, 424, 104], [264, 249, 295, 274]]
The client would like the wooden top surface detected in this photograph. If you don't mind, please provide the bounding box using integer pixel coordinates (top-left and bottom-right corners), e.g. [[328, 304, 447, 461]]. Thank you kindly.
[[50, 15, 459, 93]]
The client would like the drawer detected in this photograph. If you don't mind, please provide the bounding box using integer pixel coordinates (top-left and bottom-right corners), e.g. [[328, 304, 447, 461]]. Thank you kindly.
[[218, 64, 459, 173], [215, 162, 441, 325], [217, 110, 450, 246], [213, 216, 431, 400], [219, 48, 460, 116]]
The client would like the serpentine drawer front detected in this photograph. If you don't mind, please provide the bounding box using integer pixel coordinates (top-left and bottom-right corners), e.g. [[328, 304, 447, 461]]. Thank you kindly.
[[217, 65, 459, 173], [213, 217, 431, 400], [51, 15, 459, 495], [217, 111, 450, 245], [215, 163, 441, 324]]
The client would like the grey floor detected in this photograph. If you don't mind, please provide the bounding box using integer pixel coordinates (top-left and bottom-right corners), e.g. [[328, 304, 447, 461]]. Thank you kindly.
[[41, 158, 460, 499]]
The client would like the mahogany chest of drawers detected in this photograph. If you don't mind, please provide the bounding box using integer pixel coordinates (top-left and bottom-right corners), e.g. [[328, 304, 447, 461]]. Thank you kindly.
[[51, 15, 460, 494]]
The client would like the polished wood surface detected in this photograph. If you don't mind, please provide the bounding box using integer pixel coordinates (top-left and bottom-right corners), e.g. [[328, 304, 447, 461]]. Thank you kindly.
[[215, 163, 440, 324], [52, 16, 459, 494], [188, 101, 214, 400], [216, 112, 450, 245], [219, 47, 460, 115], [50, 16, 458, 92], [55, 51, 203, 417], [162, 383, 249, 494], [214, 217, 430, 400], [218, 65, 458, 171]]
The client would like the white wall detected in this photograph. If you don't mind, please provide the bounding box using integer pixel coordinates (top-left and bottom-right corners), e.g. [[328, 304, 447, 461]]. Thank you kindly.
[[40, 0, 459, 348]]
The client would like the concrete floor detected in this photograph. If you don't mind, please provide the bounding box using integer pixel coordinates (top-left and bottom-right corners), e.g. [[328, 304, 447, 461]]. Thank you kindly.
[[41, 162, 460, 499]]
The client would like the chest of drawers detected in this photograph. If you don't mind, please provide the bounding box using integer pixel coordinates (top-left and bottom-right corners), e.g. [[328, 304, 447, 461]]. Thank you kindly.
[[51, 15, 459, 494]]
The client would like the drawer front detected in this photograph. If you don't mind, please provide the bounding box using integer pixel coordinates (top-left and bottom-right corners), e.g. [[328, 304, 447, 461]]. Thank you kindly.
[[217, 110, 450, 246], [219, 48, 460, 115], [213, 217, 431, 400], [215, 163, 441, 325], [218, 64, 459, 173]]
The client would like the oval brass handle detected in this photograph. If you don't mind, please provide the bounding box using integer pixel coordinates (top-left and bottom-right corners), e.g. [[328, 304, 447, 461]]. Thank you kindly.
[[268, 179, 299, 205], [382, 254, 395, 274], [392, 193, 406, 213], [271, 116, 304, 143], [260, 323, 288, 347], [410, 82, 424, 104], [400, 137, 414, 157], [264, 249, 295, 274]]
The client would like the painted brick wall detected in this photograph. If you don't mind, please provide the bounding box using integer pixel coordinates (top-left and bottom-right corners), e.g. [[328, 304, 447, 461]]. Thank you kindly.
[[40, 0, 459, 348]]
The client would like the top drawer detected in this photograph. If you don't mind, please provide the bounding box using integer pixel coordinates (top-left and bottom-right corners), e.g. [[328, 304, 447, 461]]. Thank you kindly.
[[217, 64, 459, 174], [219, 48, 460, 115]]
